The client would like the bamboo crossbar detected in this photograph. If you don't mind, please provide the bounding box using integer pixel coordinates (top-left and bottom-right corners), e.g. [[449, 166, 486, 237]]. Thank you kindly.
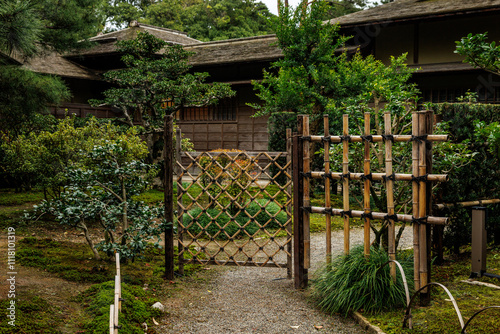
[[308, 171, 448, 182], [435, 199, 500, 210], [306, 207, 448, 225], [190, 259, 289, 267], [305, 134, 448, 143]]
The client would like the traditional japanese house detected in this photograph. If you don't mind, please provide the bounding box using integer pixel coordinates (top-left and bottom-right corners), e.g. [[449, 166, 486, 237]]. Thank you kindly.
[[23, 0, 500, 151]]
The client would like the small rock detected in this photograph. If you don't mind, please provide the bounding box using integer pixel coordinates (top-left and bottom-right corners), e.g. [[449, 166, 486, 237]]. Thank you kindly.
[[152, 302, 165, 312], [141, 322, 148, 331]]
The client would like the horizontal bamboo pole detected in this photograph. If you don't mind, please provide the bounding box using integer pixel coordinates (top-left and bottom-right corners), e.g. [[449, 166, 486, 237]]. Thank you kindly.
[[307, 207, 449, 225], [192, 259, 289, 267], [435, 199, 500, 210], [309, 171, 448, 182], [306, 134, 449, 143]]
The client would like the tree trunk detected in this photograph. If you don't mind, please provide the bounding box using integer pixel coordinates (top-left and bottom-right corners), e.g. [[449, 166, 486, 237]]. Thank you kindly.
[[79, 221, 101, 260]]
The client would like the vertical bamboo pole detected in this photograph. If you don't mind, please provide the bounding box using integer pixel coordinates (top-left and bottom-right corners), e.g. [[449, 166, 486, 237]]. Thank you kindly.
[[293, 121, 306, 288], [412, 113, 421, 292], [363, 112, 371, 258], [343, 114, 350, 254], [286, 128, 293, 278], [109, 305, 115, 334], [418, 111, 429, 304], [114, 275, 119, 334], [164, 114, 174, 280], [384, 112, 396, 281], [302, 115, 311, 269], [175, 128, 184, 276], [324, 115, 332, 262], [115, 253, 121, 311]]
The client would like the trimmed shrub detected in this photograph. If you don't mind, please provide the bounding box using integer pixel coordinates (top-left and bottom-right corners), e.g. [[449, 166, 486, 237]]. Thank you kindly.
[[183, 207, 259, 239], [312, 245, 413, 315], [245, 198, 288, 230]]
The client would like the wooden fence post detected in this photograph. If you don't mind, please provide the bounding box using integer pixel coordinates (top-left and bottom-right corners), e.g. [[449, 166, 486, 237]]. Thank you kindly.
[[324, 115, 332, 262], [412, 112, 421, 293], [293, 115, 307, 288], [384, 112, 397, 281], [342, 114, 350, 254], [301, 116, 311, 270], [286, 128, 293, 278], [164, 114, 175, 280], [363, 112, 371, 258], [418, 110, 430, 306]]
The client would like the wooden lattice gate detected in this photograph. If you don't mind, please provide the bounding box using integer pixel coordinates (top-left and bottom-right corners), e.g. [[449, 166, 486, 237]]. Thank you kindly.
[[174, 129, 293, 275]]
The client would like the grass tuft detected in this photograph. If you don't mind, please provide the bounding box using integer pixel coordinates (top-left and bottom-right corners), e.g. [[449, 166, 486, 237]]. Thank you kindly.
[[312, 245, 413, 316]]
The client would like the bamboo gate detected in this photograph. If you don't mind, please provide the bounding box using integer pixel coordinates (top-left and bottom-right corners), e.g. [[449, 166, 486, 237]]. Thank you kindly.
[[293, 111, 449, 302]]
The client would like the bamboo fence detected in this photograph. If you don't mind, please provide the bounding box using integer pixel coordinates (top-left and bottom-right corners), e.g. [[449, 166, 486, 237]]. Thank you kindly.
[[294, 112, 449, 289]]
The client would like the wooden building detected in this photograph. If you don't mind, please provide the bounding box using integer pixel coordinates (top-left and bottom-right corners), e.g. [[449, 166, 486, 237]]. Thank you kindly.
[[23, 0, 500, 151], [331, 0, 500, 103]]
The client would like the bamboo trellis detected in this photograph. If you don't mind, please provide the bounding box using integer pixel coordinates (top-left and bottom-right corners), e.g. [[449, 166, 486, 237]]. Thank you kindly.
[[174, 130, 293, 274], [293, 112, 449, 293]]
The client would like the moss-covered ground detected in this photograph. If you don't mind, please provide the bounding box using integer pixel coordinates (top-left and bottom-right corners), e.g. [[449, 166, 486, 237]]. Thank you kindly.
[[363, 247, 500, 334]]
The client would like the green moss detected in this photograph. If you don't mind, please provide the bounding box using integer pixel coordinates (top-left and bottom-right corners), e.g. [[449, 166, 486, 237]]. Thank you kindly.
[[364, 248, 500, 334], [0, 189, 44, 206], [76, 281, 162, 333], [0, 296, 61, 334]]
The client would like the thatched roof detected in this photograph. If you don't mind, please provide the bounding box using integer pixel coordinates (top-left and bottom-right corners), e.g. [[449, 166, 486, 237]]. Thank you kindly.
[[69, 22, 201, 57], [185, 35, 281, 66], [330, 0, 500, 27], [24, 52, 100, 80]]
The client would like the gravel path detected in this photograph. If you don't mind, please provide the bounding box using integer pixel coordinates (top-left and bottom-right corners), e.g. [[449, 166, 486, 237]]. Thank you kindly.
[[160, 226, 413, 334]]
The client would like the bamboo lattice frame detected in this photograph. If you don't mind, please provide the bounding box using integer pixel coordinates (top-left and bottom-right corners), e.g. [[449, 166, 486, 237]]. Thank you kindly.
[[295, 112, 449, 289], [175, 131, 293, 273]]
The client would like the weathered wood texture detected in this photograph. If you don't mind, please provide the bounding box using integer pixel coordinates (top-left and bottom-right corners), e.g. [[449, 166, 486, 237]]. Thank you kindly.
[[177, 104, 269, 152]]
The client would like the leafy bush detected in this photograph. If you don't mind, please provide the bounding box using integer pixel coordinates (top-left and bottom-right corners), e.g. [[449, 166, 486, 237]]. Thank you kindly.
[[430, 102, 500, 252], [183, 199, 288, 239], [245, 198, 288, 230], [183, 207, 259, 239], [77, 281, 162, 334], [312, 245, 413, 315], [198, 149, 256, 213]]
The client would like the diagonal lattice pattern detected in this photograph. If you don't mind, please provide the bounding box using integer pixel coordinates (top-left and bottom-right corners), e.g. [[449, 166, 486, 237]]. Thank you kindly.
[[175, 150, 292, 270]]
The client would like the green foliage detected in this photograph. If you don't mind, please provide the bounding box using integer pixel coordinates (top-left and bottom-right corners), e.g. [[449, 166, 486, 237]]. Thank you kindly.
[[1, 116, 147, 195], [430, 102, 500, 251], [198, 149, 256, 212], [27, 141, 164, 260], [0, 66, 69, 137], [149, 0, 272, 41], [456, 32, 500, 75], [245, 198, 288, 229], [183, 199, 287, 239], [92, 32, 233, 160], [312, 245, 413, 315], [76, 281, 162, 333]]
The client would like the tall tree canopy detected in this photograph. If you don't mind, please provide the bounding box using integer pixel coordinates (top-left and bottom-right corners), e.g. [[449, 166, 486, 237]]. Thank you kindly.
[[0, 0, 104, 135], [455, 32, 500, 76], [91, 32, 234, 160], [104, 0, 273, 41]]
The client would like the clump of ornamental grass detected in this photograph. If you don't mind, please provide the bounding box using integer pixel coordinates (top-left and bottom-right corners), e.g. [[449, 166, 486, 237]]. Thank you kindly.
[[312, 245, 413, 316]]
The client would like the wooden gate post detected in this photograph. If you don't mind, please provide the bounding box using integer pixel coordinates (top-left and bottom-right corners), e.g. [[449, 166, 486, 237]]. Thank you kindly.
[[164, 114, 175, 280], [293, 115, 308, 289]]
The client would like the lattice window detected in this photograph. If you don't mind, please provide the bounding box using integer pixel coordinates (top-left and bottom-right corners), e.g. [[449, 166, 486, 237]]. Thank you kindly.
[[177, 97, 237, 122]]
